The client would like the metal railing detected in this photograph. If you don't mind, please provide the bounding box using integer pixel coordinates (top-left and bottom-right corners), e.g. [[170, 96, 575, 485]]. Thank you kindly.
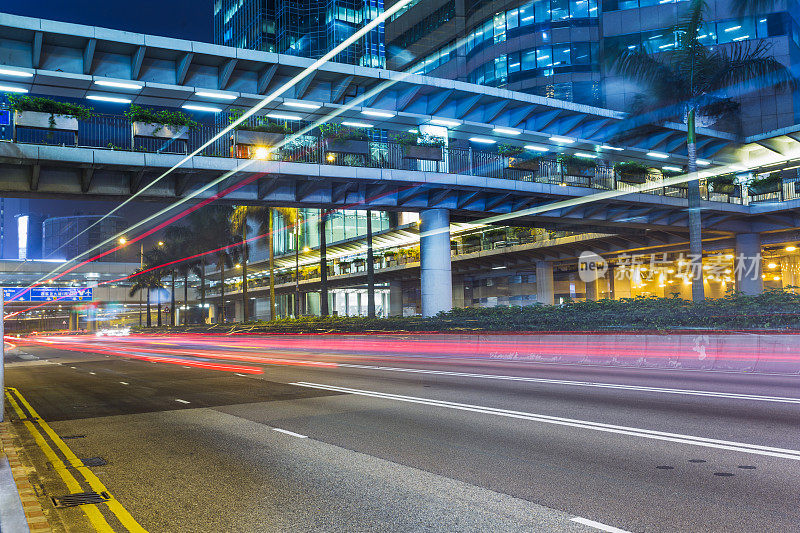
[[0, 109, 762, 205]]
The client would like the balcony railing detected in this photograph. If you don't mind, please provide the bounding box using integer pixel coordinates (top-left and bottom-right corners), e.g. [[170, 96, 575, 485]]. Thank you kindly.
[[0, 109, 757, 205]]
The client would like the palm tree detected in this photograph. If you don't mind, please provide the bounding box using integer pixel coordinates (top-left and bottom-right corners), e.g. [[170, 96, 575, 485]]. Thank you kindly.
[[143, 247, 168, 327], [128, 268, 163, 327], [188, 206, 235, 322], [610, 0, 794, 301], [231, 206, 299, 320], [164, 225, 197, 325]]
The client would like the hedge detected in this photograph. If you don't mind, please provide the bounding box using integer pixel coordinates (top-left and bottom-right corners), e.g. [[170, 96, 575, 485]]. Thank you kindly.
[[136, 290, 800, 334]]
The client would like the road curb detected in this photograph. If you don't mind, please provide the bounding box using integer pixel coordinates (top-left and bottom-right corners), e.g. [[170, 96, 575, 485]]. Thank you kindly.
[[0, 421, 50, 532]]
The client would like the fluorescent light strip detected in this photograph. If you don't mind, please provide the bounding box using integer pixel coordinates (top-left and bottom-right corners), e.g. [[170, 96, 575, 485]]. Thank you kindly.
[[182, 104, 221, 113], [697, 159, 711, 166], [662, 165, 683, 172], [361, 109, 395, 118], [0, 68, 33, 78], [95, 80, 142, 90], [0, 85, 28, 93], [574, 152, 598, 159], [430, 119, 461, 127], [195, 91, 237, 100], [493, 127, 521, 135], [87, 95, 131, 103], [600, 144, 623, 151], [469, 137, 496, 144], [647, 151, 669, 159], [284, 101, 321, 110], [267, 113, 302, 121], [550, 136, 575, 144], [525, 145, 548, 152], [342, 121, 373, 128]]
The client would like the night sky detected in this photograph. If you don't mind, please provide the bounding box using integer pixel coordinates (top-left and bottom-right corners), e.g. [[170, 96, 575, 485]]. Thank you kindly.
[[3, 0, 214, 42]]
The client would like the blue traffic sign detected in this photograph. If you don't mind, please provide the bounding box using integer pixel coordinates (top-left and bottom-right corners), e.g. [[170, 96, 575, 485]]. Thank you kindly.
[[3, 287, 93, 302]]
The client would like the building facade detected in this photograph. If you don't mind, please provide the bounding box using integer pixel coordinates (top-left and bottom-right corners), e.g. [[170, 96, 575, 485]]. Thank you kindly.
[[213, 0, 386, 66], [42, 215, 129, 262], [387, 0, 800, 134]]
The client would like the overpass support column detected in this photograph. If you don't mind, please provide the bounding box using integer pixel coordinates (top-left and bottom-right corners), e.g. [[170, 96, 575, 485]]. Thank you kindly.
[[735, 233, 763, 295], [420, 209, 452, 317], [536, 261, 555, 305], [69, 309, 77, 331], [389, 281, 403, 317], [585, 278, 598, 301]]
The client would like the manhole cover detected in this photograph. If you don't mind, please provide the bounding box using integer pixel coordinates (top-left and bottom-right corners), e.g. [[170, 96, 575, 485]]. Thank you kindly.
[[52, 491, 110, 508], [81, 457, 107, 467]]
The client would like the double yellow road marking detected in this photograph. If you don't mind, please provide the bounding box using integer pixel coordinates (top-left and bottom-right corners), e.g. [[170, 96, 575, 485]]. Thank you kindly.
[[5, 387, 147, 532]]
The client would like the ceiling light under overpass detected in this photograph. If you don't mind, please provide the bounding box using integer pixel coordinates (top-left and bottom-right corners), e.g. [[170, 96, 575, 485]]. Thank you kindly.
[[0, 68, 33, 78], [647, 151, 669, 159], [0, 85, 28, 93], [549, 135, 575, 144], [95, 80, 142, 90], [600, 144, 624, 151], [493, 127, 521, 135], [361, 110, 395, 118], [182, 104, 221, 113], [195, 91, 237, 100], [525, 145, 548, 152], [87, 95, 131, 103], [341, 121, 374, 128], [662, 166, 683, 172], [429, 119, 461, 127], [267, 113, 302, 121], [574, 152, 598, 159], [469, 137, 496, 144], [284, 101, 321, 110]]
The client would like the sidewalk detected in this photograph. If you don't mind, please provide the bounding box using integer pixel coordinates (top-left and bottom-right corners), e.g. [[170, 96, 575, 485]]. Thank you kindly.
[[0, 417, 52, 532]]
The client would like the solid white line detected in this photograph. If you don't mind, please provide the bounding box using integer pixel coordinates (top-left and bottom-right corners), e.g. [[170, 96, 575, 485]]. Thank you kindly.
[[119, 381, 129, 385], [175, 399, 190, 404], [290, 382, 800, 461], [272, 428, 308, 438], [571, 517, 631, 533], [334, 363, 800, 405]]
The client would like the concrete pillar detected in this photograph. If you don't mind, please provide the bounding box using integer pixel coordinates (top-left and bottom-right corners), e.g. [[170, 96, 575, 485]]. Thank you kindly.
[[585, 279, 598, 301], [536, 261, 555, 305], [69, 309, 77, 331], [420, 209, 452, 317], [389, 281, 403, 317], [234, 300, 244, 323], [735, 233, 763, 295], [780, 254, 800, 292]]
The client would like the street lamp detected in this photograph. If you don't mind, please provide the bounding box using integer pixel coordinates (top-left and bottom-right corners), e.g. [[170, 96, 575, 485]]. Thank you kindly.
[[158, 241, 164, 247], [118, 237, 127, 245]]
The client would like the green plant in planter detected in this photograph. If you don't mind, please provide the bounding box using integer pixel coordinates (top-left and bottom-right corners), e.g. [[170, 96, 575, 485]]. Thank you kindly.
[[228, 108, 291, 133], [318, 123, 369, 141], [613, 161, 651, 184], [748, 172, 782, 194], [707, 174, 736, 193], [498, 143, 524, 157], [392, 132, 445, 146], [125, 104, 199, 130], [559, 153, 598, 171], [512, 227, 532, 239], [8, 94, 95, 128]]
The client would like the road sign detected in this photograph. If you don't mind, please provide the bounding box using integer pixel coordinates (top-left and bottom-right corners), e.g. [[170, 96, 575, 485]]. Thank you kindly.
[[3, 287, 93, 303]]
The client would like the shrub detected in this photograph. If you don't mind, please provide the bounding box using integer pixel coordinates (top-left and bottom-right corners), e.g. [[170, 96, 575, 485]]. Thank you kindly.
[[392, 131, 445, 146], [228, 108, 291, 133], [126, 105, 198, 129], [498, 143, 524, 157], [613, 161, 651, 175], [319, 123, 370, 141], [560, 153, 597, 170], [9, 95, 94, 127]]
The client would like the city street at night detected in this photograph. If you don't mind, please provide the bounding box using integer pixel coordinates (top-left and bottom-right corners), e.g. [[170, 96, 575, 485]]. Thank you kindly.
[[4, 334, 800, 532]]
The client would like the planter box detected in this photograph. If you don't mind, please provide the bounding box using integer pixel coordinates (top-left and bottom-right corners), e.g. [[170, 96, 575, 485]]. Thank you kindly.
[[508, 157, 540, 172], [14, 110, 79, 131], [233, 130, 285, 146], [132, 122, 189, 140], [324, 138, 370, 155], [403, 145, 443, 161], [565, 165, 596, 177], [711, 183, 736, 194], [616, 172, 647, 184]]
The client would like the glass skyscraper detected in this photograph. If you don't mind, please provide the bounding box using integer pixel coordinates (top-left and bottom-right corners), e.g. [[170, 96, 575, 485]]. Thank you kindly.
[[213, 0, 385, 67]]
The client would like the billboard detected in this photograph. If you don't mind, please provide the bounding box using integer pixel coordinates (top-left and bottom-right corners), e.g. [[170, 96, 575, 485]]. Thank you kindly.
[[3, 287, 93, 302]]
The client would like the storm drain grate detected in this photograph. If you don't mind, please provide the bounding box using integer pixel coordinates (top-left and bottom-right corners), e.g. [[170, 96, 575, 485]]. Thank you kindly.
[[51, 491, 110, 508], [81, 457, 107, 467]]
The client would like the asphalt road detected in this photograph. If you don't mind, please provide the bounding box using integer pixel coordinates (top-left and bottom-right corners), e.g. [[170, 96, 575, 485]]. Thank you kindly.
[[5, 334, 800, 532]]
